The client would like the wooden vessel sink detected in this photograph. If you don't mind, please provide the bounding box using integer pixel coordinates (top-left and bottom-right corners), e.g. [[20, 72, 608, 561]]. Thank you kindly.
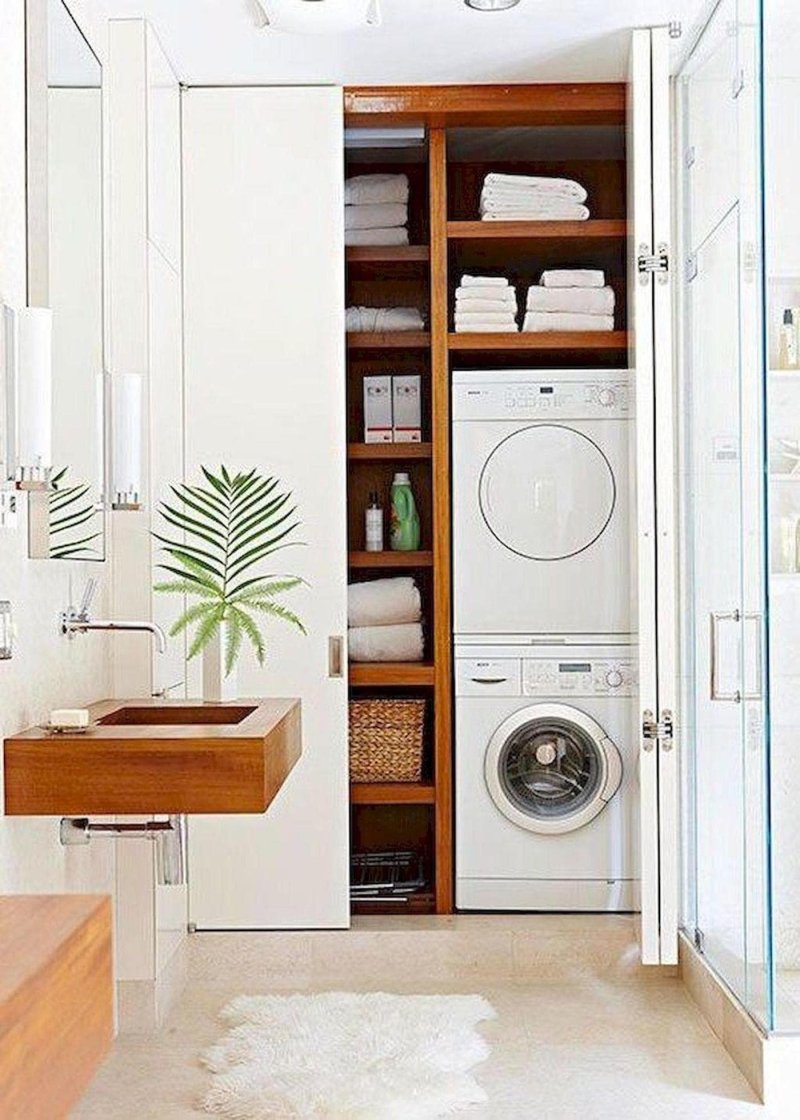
[[3, 698, 301, 817]]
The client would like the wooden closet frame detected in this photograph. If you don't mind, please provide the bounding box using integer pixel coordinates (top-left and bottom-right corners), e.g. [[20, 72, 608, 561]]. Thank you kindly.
[[344, 83, 627, 915]]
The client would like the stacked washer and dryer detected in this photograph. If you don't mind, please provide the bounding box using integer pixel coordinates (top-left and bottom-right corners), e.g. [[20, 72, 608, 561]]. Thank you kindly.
[[452, 369, 640, 912]]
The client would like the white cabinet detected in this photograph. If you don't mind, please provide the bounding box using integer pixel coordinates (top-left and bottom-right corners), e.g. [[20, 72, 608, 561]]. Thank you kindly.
[[182, 87, 349, 929]]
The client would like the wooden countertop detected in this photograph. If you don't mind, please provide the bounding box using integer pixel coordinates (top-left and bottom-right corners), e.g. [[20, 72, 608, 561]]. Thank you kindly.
[[0, 894, 113, 1118], [4, 697, 302, 816]]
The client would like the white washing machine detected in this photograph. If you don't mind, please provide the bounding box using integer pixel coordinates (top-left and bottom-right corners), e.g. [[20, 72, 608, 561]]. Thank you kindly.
[[452, 370, 632, 639], [455, 642, 640, 912]]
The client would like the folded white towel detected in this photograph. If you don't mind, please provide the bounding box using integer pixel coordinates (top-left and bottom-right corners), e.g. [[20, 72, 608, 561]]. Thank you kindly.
[[345, 173, 409, 206], [481, 205, 590, 222], [460, 274, 510, 288], [345, 202, 408, 231], [455, 320, 518, 333], [483, 173, 588, 202], [348, 577, 421, 629], [345, 227, 410, 247], [454, 296, 518, 313], [455, 310, 517, 325], [523, 311, 614, 332], [540, 269, 605, 289], [348, 622, 424, 663], [456, 287, 516, 305], [346, 306, 425, 333], [526, 286, 615, 315]]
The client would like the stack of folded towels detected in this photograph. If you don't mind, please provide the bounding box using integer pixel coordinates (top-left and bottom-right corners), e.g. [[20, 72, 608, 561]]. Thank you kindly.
[[345, 306, 425, 333], [479, 173, 590, 222], [345, 173, 410, 246], [523, 269, 615, 333], [454, 274, 518, 333], [348, 577, 424, 663]]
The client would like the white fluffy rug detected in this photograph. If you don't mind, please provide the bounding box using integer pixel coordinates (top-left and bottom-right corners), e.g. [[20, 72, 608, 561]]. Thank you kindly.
[[201, 991, 496, 1119]]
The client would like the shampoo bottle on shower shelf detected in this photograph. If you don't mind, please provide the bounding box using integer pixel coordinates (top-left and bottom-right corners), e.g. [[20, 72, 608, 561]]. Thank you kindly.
[[365, 490, 384, 552], [778, 309, 798, 369], [390, 472, 420, 552]]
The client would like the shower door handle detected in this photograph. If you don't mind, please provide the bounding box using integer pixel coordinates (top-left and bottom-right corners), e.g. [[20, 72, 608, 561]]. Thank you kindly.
[[709, 610, 742, 702]]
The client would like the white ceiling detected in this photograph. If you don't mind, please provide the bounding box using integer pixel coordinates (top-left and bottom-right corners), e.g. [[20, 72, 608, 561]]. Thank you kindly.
[[69, 0, 713, 85]]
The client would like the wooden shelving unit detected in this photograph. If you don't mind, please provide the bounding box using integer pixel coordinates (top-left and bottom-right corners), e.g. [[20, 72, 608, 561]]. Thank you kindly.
[[347, 442, 432, 461], [448, 331, 629, 352], [344, 81, 628, 916]]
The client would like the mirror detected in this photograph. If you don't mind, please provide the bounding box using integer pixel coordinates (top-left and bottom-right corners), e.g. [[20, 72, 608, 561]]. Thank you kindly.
[[26, 0, 106, 560]]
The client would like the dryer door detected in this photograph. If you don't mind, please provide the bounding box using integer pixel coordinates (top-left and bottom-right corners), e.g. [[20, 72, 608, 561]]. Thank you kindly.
[[479, 424, 617, 561], [485, 703, 622, 836]]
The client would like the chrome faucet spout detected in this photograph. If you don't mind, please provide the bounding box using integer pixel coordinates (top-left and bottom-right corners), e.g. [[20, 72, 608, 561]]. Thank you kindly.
[[63, 617, 167, 654]]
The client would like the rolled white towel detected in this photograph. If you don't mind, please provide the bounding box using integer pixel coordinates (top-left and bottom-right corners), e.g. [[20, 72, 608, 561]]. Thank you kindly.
[[346, 306, 425, 333], [345, 227, 410, 247], [454, 296, 518, 314], [523, 311, 614, 332], [456, 287, 517, 304], [480, 204, 590, 222], [345, 202, 408, 231], [348, 577, 421, 629], [483, 173, 588, 202], [345, 173, 409, 206], [540, 269, 605, 289], [348, 623, 424, 663], [526, 286, 615, 316], [460, 274, 510, 288]]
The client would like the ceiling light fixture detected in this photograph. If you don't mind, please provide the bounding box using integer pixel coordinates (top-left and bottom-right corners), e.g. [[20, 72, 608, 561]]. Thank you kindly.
[[464, 0, 521, 10], [251, 0, 382, 33]]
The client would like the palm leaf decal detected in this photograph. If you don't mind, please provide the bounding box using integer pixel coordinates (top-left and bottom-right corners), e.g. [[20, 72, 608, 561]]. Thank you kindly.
[[49, 467, 103, 560], [153, 466, 306, 675]]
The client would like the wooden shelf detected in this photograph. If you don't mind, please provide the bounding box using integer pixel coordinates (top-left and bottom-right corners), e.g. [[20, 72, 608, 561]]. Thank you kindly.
[[349, 550, 433, 569], [447, 218, 626, 242], [350, 782, 436, 805], [346, 245, 429, 263], [348, 442, 432, 461], [347, 331, 430, 350], [448, 330, 628, 352], [349, 662, 436, 687]]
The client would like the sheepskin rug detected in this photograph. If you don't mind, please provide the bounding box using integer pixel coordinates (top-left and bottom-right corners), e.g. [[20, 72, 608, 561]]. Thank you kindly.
[[201, 991, 496, 1119]]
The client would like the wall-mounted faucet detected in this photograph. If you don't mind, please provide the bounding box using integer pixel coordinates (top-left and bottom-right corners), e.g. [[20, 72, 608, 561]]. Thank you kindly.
[[61, 578, 166, 653]]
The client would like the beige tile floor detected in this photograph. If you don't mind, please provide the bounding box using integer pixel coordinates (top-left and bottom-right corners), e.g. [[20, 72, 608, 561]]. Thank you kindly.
[[73, 973, 790, 1119]]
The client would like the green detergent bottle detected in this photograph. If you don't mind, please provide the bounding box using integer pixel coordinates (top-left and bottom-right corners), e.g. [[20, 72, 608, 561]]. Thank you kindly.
[[390, 472, 420, 551]]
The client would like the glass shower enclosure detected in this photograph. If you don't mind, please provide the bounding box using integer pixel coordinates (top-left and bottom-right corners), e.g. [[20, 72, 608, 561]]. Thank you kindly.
[[678, 0, 800, 1034]]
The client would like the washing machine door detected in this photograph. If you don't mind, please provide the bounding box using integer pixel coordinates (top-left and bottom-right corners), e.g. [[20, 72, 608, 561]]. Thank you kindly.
[[479, 424, 616, 561], [484, 703, 623, 835]]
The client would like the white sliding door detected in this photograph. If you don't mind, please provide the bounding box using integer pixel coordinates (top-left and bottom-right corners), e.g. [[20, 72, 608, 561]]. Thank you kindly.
[[628, 28, 679, 965], [183, 87, 349, 929]]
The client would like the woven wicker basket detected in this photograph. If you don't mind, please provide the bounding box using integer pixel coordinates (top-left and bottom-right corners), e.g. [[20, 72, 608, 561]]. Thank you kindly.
[[349, 699, 426, 783]]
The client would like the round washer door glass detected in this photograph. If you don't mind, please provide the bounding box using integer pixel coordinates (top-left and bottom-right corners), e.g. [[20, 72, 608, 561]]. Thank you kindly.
[[479, 424, 616, 560], [485, 705, 622, 835]]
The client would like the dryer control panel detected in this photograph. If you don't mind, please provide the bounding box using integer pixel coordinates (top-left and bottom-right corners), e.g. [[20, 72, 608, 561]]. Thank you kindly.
[[452, 373, 632, 422], [523, 657, 637, 697]]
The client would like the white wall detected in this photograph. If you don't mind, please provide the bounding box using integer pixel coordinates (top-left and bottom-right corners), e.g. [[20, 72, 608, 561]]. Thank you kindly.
[[0, 0, 115, 902]]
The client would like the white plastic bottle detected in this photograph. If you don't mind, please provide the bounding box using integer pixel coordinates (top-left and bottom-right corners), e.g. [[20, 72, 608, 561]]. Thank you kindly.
[[365, 490, 384, 552]]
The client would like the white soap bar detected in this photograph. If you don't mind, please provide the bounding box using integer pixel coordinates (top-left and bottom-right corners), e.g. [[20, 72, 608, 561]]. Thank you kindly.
[[50, 708, 89, 728]]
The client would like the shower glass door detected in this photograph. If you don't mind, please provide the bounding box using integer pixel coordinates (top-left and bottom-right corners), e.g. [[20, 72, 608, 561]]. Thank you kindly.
[[678, 0, 772, 1026]]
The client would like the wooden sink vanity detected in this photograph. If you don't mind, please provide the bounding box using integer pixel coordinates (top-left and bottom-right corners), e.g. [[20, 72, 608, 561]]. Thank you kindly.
[[3, 697, 302, 816]]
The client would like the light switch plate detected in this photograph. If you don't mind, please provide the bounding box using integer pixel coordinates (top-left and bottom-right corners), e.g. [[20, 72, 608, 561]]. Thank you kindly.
[[0, 491, 18, 530]]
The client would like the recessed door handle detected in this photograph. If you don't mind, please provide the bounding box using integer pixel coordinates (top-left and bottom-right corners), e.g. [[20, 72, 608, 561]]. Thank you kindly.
[[470, 677, 509, 685], [328, 635, 344, 679]]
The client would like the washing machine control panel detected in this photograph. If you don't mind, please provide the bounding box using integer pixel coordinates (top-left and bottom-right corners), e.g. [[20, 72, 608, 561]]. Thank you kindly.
[[523, 658, 637, 697], [452, 378, 632, 421]]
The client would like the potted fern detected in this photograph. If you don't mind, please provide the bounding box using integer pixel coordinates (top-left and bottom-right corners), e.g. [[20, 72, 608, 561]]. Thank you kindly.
[[153, 465, 306, 700]]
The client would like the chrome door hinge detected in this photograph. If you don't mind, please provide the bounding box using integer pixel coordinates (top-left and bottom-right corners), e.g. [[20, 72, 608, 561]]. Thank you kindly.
[[669, 21, 683, 39], [638, 243, 670, 285], [642, 708, 674, 752], [732, 68, 745, 99], [685, 253, 698, 283], [694, 927, 705, 954], [684, 145, 696, 170]]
